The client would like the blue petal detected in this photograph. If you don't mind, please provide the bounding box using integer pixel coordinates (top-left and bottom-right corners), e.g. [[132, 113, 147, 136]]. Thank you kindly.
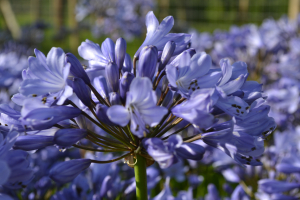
[[166, 64, 178, 88], [218, 58, 232, 86], [93, 76, 109, 99], [28, 56, 61, 83], [215, 96, 249, 118], [34, 48, 47, 69], [20, 79, 64, 96], [220, 74, 247, 95], [162, 33, 191, 55], [101, 38, 115, 62], [78, 39, 106, 61], [196, 71, 222, 88], [107, 105, 130, 127], [96, 104, 115, 126], [230, 61, 248, 81], [176, 143, 205, 160], [46, 47, 66, 77], [167, 135, 183, 150], [56, 85, 73, 105], [140, 106, 168, 127], [148, 15, 174, 46], [145, 11, 159, 39], [129, 77, 153, 104], [177, 51, 191, 78], [71, 78, 91, 107], [22, 106, 81, 130], [189, 52, 212, 78], [136, 12, 174, 56], [66, 53, 90, 84]]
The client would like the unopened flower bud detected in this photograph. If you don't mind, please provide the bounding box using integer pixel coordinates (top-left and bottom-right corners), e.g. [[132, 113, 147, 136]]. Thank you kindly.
[[109, 92, 121, 105], [115, 38, 126, 71], [119, 72, 134, 103], [14, 135, 54, 151], [122, 53, 133, 73], [54, 129, 87, 148], [71, 77, 91, 107], [66, 53, 90, 84], [158, 41, 176, 71], [95, 104, 115, 126], [93, 76, 109, 99], [105, 62, 119, 92], [138, 45, 158, 80], [49, 159, 91, 183]]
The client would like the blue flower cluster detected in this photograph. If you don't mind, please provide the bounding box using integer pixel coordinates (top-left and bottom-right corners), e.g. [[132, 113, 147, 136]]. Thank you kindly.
[[190, 15, 300, 71], [0, 42, 30, 97], [0, 11, 276, 199], [190, 14, 300, 199], [76, 0, 155, 40]]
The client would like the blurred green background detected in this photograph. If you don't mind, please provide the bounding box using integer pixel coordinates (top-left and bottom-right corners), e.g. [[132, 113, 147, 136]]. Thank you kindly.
[[0, 0, 295, 57]]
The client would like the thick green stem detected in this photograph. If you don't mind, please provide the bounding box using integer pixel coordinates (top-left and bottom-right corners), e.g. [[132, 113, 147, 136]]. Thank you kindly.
[[134, 154, 148, 200]]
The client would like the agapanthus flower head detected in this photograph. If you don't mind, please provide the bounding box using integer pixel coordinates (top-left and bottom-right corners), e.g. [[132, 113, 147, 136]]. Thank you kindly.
[[0, 11, 275, 199]]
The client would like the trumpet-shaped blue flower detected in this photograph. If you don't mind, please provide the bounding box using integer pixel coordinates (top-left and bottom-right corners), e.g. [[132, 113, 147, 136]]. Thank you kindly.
[[79, 38, 128, 73], [54, 129, 87, 148], [135, 11, 191, 57], [49, 159, 91, 184], [19, 48, 72, 105], [166, 51, 221, 97], [202, 121, 263, 166], [107, 77, 168, 137], [233, 98, 276, 139]]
